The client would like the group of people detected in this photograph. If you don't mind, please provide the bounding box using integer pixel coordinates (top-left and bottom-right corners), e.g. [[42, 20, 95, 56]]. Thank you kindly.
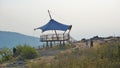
[[85, 39, 93, 48]]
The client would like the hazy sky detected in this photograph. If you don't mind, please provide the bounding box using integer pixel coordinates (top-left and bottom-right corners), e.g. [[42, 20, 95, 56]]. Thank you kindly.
[[0, 0, 120, 40]]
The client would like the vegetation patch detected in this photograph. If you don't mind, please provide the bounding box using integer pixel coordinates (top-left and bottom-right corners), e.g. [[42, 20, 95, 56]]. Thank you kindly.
[[29, 40, 120, 68], [16, 45, 38, 60]]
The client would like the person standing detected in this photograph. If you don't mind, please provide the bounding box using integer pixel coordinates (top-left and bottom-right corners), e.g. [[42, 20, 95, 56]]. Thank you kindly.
[[90, 39, 93, 48], [85, 40, 88, 48], [13, 47, 16, 57]]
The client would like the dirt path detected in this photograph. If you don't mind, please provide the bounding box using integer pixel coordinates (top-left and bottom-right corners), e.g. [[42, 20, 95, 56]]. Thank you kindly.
[[38, 49, 61, 56]]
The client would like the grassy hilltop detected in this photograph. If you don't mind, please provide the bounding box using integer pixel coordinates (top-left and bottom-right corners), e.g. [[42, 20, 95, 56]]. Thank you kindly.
[[0, 37, 120, 68], [27, 38, 120, 68]]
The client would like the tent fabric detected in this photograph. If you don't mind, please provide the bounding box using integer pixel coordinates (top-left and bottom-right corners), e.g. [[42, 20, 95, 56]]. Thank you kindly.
[[36, 19, 71, 32]]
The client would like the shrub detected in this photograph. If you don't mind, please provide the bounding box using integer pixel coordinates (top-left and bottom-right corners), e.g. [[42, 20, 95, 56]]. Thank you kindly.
[[16, 45, 23, 57], [16, 45, 38, 60], [0, 48, 13, 63], [97, 40, 120, 60]]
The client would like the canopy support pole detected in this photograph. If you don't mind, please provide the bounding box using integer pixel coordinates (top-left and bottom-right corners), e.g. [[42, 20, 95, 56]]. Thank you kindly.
[[54, 30, 59, 40], [68, 25, 72, 40], [63, 31, 66, 35], [48, 10, 52, 20]]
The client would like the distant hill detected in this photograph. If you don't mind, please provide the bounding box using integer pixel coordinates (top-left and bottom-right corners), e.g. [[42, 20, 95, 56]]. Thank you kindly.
[[0, 31, 42, 48]]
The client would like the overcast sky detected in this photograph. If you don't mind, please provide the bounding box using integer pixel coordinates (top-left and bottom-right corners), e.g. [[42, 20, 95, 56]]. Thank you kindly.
[[0, 0, 120, 40]]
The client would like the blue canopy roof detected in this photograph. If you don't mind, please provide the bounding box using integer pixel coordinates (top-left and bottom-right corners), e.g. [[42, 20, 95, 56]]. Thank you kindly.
[[36, 19, 71, 32]]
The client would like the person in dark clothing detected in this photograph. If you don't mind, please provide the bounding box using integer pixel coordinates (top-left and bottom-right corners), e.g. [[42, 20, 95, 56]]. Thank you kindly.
[[13, 47, 16, 57], [90, 39, 93, 48]]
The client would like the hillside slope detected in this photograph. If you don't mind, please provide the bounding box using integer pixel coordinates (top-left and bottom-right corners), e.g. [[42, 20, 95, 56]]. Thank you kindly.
[[0, 31, 42, 48]]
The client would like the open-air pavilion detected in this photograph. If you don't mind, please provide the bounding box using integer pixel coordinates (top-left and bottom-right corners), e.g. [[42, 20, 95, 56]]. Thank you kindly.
[[34, 10, 72, 47]]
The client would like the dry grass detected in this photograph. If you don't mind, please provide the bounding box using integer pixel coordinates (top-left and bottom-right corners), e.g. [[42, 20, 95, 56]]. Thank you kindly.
[[27, 39, 120, 68]]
